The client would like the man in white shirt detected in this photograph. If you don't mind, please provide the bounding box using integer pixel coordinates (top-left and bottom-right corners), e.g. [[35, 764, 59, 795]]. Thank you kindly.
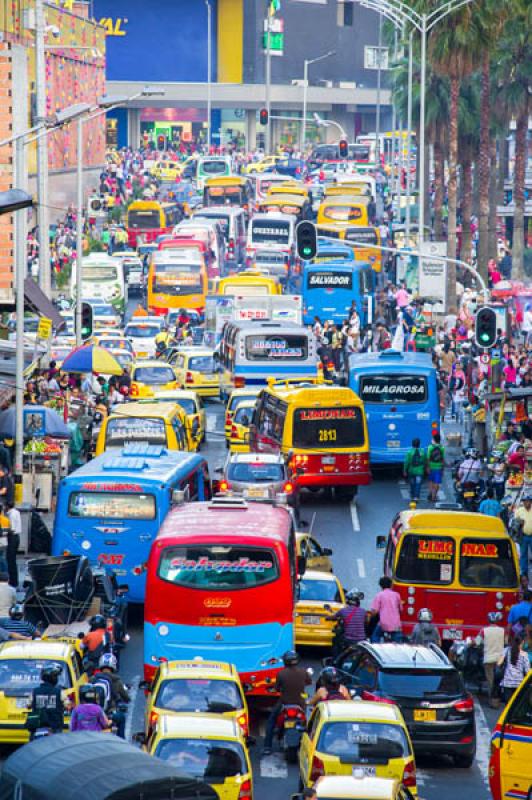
[[0, 573, 16, 617], [478, 612, 505, 707]]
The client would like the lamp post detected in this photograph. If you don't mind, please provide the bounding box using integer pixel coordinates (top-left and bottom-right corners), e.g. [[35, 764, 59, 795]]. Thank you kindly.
[[375, 12, 383, 166], [35, 0, 50, 296], [301, 51, 336, 152], [358, 0, 476, 244], [264, 14, 272, 154], [205, 0, 212, 148]]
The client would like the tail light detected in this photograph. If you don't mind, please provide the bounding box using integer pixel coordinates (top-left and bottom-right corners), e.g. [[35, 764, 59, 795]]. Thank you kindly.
[[310, 755, 325, 783], [237, 713, 249, 737], [219, 480, 230, 492], [402, 761, 417, 789], [235, 377, 245, 388], [361, 690, 396, 705], [130, 383, 139, 397], [231, 425, 239, 438], [283, 481, 294, 494], [453, 697, 474, 713], [225, 413, 232, 426], [185, 371, 193, 383], [238, 779, 252, 800], [285, 707, 299, 718], [149, 710, 159, 728]]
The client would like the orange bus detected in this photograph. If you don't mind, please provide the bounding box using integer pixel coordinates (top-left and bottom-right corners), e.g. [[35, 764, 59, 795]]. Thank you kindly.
[[147, 243, 208, 316]]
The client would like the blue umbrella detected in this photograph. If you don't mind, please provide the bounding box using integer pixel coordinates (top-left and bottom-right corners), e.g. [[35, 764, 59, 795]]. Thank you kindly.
[[0, 404, 70, 439]]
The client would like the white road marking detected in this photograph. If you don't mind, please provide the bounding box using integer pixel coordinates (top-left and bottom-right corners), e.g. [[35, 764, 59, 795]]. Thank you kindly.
[[206, 414, 218, 432], [474, 699, 492, 787], [259, 753, 288, 778], [357, 558, 366, 578], [350, 501, 360, 531], [125, 673, 140, 742]]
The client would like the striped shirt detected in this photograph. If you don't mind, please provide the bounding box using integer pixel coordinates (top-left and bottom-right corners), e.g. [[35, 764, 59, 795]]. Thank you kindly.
[[0, 617, 36, 637], [501, 649, 530, 688], [335, 605, 367, 642]]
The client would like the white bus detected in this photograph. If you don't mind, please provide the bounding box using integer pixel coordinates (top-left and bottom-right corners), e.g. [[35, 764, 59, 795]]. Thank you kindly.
[[72, 254, 127, 316]]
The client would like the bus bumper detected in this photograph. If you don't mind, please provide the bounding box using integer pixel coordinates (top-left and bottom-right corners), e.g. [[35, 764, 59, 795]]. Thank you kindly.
[[296, 471, 372, 488]]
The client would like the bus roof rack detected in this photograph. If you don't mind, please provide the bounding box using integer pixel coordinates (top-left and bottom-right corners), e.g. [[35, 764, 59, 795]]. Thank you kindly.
[[103, 457, 149, 471], [121, 443, 167, 458], [208, 493, 249, 510]]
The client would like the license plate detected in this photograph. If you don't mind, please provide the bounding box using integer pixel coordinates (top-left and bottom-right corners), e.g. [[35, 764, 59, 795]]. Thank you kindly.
[[443, 628, 463, 640], [322, 466, 335, 472], [284, 720, 296, 729], [464, 491, 475, 498], [246, 487, 268, 498], [137, 351, 148, 357], [386, 440, 401, 448], [322, 456, 335, 465], [302, 615, 321, 625], [16, 698, 29, 708], [352, 766, 376, 777], [414, 709, 437, 722]]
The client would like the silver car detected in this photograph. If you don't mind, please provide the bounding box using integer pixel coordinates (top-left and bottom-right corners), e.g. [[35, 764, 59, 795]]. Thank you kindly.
[[222, 452, 292, 502]]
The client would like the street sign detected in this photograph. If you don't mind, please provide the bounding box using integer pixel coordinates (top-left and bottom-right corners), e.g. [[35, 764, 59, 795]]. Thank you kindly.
[[37, 316, 52, 341], [419, 241, 447, 306], [480, 353, 490, 365]]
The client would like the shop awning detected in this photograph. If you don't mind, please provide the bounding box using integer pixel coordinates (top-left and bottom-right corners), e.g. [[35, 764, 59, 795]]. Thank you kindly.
[[24, 278, 64, 331]]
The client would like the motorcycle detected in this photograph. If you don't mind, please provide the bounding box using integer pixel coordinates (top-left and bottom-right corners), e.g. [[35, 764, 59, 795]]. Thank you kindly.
[[454, 481, 482, 512], [449, 637, 485, 694], [275, 703, 307, 763]]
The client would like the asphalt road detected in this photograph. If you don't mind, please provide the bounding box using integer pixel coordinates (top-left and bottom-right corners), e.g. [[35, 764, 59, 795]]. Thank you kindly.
[[116, 392, 499, 800]]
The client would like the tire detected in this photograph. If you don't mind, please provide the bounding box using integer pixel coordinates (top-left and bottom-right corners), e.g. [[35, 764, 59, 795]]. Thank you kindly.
[[285, 745, 298, 764], [454, 751, 475, 768]]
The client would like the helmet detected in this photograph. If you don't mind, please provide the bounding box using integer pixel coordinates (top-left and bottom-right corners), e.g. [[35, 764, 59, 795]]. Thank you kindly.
[[321, 666, 341, 690], [89, 614, 106, 631], [465, 447, 479, 459], [9, 604, 24, 621], [418, 608, 433, 623], [282, 650, 300, 667], [79, 684, 100, 704], [488, 611, 502, 623], [98, 652, 118, 671], [41, 664, 62, 685], [346, 589, 364, 605]]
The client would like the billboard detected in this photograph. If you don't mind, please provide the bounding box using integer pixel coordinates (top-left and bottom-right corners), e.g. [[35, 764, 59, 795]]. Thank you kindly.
[[93, 0, 217, 82]]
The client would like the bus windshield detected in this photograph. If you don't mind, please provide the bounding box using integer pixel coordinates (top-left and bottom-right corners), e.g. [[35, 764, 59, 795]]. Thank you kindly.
[[68, 491, 156, 520], [154, 263, 203, 295], [105, 416, 167, 446], [155, 678, 242, 713], [321, 205, 364, 222], [155, 739, 246, 779], [245, 334, 308, 361], [200, 160, 229, 176], [157, 545, 278, 589], [205, 186, 244, 206], [292, 407, 364, 448], [251, 220, 290, 245], [459, 538, 517, 588], [395, 534, 455, 585], [359, 375, 428, 404], [128, 209, 160, 229]]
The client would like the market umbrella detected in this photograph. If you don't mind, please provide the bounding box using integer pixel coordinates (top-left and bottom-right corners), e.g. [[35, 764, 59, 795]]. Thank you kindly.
[[0, 404, 70, 439], [61, 344, 123, 375]]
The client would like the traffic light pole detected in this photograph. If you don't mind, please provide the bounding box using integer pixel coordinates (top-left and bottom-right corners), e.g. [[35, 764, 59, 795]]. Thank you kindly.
[[76, 115, 83, 347], [265, 14, 272, 154]]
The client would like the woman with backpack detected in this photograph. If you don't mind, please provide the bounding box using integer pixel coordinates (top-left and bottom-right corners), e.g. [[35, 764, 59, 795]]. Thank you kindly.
[[498, 635, 530, 703], [403, 438, 427, 502], [427, 433, 445, 503]]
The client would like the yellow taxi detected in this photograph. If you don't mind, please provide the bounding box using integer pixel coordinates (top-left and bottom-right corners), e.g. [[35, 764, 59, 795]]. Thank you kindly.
[[0, 640, 88, 743], [489, 671, 532, 800], [158, 162, 182, 182], [299, 701, 416, 794], [299, 775, 416, 800], [295, 570, 345, 647], [148, 714, 253, 800], [242, 155, 279, 175], [296, 532, 333, 573], [95, 401, 187, 456], [224, 388, 261, 438], [130, 360, 179, 398], [172, 347, 219, 398], [139, 389, 206, 451], [227, 400, 255, 453], [143, 659, 249, 739]]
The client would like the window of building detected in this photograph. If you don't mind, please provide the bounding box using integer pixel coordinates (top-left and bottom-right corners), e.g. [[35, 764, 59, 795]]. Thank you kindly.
[[337, 1, 354, 25], [364, 46, 390, 70]]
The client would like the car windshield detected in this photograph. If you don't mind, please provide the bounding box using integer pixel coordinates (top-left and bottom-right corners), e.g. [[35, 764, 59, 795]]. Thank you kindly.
[[317, 721, 409, 762], [188, 356, 215, 372], [155, 678, 242, 713], [378, 669, 464, 698], [0, 659, 71, 691], [298, 578, 341, 602], [155, 738, 246, 779], [229, 394, 258, 412], [227, 461, 284, 483], [134, 366, 175, 385], [125, 325, 160, 338]]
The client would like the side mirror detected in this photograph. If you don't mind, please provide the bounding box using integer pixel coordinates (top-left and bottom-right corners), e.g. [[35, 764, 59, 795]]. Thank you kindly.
[[376, 535, 386, 549], [297, 555, 307, 577]]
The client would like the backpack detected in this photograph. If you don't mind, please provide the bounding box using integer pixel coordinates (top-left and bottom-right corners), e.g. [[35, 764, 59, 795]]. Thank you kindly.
[[411, 448, 422, 468], [430, 445, 443, 464], [90, 675, 112, 712]]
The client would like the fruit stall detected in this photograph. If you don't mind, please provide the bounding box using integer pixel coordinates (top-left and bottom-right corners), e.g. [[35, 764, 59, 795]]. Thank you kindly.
[[23, 437, 69, 511]]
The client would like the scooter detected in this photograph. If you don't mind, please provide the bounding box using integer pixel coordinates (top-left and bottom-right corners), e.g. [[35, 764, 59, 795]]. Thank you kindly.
[[275, 704, 307, 764]]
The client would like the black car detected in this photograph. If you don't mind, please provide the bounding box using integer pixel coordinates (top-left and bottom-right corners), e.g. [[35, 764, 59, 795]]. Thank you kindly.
[[325, 642, 476, 767]]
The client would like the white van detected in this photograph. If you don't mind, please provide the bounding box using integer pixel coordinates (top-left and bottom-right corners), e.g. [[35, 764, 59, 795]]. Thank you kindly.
[[193, 207, 247, 269], [246, 212, 296, 280]]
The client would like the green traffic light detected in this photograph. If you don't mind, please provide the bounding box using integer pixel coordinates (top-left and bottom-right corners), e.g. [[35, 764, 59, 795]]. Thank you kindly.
[[480, 332, 490, 342]]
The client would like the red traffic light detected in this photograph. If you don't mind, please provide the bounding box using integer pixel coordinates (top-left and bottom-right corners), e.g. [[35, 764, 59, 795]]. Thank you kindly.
[[338, 139, 348, 158], [157, 134, 166, 151], [259, 108, 269, 126]]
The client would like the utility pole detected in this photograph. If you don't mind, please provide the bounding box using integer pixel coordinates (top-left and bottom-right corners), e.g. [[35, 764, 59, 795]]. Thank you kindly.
[[205, 0, 212, 148], [265, 14, 272, 154], [35, 0, 50, 295]]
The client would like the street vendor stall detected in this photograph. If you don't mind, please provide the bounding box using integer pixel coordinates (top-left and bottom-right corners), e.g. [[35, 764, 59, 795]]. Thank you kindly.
[[485, 388, 532, 513]]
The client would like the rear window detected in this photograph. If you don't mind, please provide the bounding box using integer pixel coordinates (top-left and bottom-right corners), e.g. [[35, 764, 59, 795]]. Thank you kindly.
[[292, 407, 365, 448], [459, 538, 517, 588], [188, 356, 215, 372], [105, 416, 167, 447], [0, 659, 72, 691], [227, 461, 284, 483], [299, 578, 341, 603], [245, 334, 308, 361], [133, 366, 175, 385], [200, 160, 229, 176], [358, 375, 428, 404], [379, 669, 463, 699], [68, 491, 156, 520], [395, 534, 455, 585], [155, 738, 246, 779], [155, 678, 243, 714], [251, 220, 290, 245], [317, 721, 409, 761], [158, 545, 278, 589], [125, 325, 160, 338], [229, 394, 258, 412]]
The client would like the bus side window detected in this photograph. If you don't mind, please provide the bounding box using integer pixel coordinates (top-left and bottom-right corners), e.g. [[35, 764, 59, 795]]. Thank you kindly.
[[384, 536, 395, 577], [181, 471, 199, 501], [202, 465, 212, 500]]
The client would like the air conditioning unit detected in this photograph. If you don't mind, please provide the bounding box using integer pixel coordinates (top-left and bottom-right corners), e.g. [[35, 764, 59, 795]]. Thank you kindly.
[[339, 81, 357, 89], [320, 80, 333, 88], [291, 79, 307, 87]]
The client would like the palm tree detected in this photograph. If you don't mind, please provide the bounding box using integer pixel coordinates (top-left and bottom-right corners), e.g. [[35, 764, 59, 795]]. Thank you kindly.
[[458, 79, 480, 266]]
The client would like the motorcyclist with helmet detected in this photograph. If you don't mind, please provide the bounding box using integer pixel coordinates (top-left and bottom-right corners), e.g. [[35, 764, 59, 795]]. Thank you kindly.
[[90, 652, 130, 738], [310, 666, 350, 706], [328, 589, 367, 652], [81, 614, 111, 672], [70, 684, 110, 732], [262, 650, 312, 756], [410, 608, 441, 646], [29, 664, 65, 737], [456, 447, 483, 508], [0, 604, 37, 638]]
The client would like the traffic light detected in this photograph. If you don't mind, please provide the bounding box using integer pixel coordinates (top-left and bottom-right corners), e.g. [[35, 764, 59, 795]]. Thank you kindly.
[[475, 306, 497, 349], [81, 302, 93, 342], [338, 138, 348, 158], [259, 108, 269, 126], [296, 221, 317, 261], [157, 134, 166, 151]]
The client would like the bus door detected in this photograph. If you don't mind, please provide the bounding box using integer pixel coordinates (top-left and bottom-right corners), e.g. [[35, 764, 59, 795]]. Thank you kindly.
[[489, 674, 532, 800]]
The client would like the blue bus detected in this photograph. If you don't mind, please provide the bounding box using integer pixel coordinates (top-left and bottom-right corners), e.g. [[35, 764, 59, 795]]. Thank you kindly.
[[348, 350, 440, 465], [302, 259, 375, 326], [52, 444, 210, 602]]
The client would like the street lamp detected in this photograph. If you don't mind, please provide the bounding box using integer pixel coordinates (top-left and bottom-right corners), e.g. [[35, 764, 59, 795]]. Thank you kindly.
[[312, 113, 347, 141], [301, 50, 336, 151], [356, 0, 476, 244], [205, 0, 212, 148], [74, 87, 165, 346]]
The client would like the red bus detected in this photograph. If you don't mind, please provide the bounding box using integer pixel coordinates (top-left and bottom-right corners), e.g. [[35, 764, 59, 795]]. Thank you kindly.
[[126, 201, 182, 248], [144, 496, 297, 696]]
